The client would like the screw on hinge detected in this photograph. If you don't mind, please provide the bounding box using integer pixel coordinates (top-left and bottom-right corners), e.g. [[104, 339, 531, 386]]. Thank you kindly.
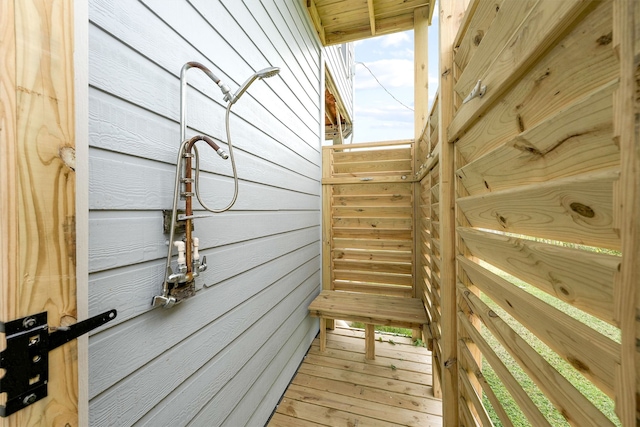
[[22, 317, 36, 329], [23, 394, 37, 406]]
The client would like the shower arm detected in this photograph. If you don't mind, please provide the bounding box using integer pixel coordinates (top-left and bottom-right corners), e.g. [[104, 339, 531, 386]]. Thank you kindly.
[[180, 62, 231, 143]]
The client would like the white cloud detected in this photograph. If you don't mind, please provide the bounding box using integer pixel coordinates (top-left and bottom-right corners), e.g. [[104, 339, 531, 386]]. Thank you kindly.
[[355, 59, 413, 89], [380, 32, 410, 47]]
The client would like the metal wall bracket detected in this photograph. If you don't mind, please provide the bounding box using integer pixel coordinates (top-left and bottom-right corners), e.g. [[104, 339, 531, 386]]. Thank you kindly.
[[462, 79, 487, 104], [0, 309, 117, 417], [162, 209, 193, 235]]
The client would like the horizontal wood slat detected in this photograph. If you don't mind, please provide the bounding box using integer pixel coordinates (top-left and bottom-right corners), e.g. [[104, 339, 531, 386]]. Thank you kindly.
[[333, 238, 413, 251], [450, 0, 594, 141], [458, 312, 551, 427], [458, 339, 515, 427], [458, 256, 619, 397], [333, 194, 413, 207], [457, 80, 618, 196], [333, 206, 412, 218], [333, 270, 412, 286], [454, 0, 504, 72], [333, 148, 412, 163], [458, 283, 615, 426], [334, 217, 413, 229], [458, 227, 618, 324], [324, 140, 415, 298], [333, 228, 413, 240], [456, 170, 620, 250], [333, 159, 413, 174], [333, 248, 412, 263], [332, 182, 413, 195], [454, 0, 615, 163], [309, 291, 428, 329], [333, 259, 412, 275], [333, 282, 413, 298], [458, 364, 494, 427]]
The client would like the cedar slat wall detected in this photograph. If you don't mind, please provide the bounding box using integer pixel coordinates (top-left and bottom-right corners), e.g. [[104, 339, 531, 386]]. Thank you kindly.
[[437, 0, 628, 425], [323, 141, 415, 298]]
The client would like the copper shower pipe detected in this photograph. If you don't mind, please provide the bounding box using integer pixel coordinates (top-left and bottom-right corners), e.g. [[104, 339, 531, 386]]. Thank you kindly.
[[183, 135, 226, 273]]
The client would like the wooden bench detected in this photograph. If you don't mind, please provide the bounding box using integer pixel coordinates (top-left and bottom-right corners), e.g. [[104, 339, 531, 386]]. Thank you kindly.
[[308, 290, 428, 360]]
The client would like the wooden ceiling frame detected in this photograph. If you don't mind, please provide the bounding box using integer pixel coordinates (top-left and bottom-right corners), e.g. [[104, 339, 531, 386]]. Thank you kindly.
[[305, 0, 434, 46]]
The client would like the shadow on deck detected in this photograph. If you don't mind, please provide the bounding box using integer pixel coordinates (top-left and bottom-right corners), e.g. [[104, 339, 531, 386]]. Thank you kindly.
[[267, 325, 443, 426]]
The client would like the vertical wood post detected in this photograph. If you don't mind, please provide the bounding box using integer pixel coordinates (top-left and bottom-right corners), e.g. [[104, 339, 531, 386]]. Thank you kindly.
[[439, 0, 466, 424], [321, 147, 334, 330], [413, 6, 430, 318], [0, 0, 78, 426], [414, 6, 430, 148], [613, 0, 639, 424]]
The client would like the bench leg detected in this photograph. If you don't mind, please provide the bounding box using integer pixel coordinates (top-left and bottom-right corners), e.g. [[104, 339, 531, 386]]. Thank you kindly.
[[365, 324, 375, 360], [319, 317, 327, 352]]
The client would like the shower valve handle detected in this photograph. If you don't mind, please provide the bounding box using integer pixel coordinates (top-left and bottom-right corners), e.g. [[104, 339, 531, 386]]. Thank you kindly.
[[198, 256, 208, 272]]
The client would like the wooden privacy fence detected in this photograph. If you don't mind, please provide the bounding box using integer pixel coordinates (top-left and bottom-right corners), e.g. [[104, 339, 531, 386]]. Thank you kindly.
[[318, 1, 639, 424], [420, 0, 638, 425], [322, 140, 416, 298]]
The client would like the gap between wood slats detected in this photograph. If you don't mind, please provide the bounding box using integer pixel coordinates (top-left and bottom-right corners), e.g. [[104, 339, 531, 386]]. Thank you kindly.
[[450, 0, 596, 142], [458, 283, 615, 426], [454, 0, 505, 72], [458, 255, 618, 397], [458, 339, 515, 427], [457, 80, 618, 197], [456, 169, 620, 250], [454, 1, 615, 163], [458, 227, 618, 325], [458, 363, 494, 427]]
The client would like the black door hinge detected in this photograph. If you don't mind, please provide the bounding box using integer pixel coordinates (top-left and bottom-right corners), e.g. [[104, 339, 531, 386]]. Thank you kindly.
[[0, 309, 117, 417]]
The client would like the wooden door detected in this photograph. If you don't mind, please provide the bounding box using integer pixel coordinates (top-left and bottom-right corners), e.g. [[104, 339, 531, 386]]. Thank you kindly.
[[1, 1, 79, 425]]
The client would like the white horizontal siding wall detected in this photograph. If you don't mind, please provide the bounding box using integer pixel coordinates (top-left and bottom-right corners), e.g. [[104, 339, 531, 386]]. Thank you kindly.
[[87, 0, 322, 425], [325, 43, 354, 121]]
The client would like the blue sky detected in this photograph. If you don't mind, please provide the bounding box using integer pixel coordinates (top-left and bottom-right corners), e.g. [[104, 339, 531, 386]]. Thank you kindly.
[[351, 17, 439, 143]]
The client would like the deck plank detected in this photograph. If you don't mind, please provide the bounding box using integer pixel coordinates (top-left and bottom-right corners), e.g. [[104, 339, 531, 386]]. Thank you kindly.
[[267, 327, 442, 426], [308, 344, 431, 374]]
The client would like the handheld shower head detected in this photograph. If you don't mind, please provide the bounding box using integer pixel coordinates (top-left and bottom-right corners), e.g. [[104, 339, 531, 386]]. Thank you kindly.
[[228, 66, 281, 105], [256, 66, 280, 79]]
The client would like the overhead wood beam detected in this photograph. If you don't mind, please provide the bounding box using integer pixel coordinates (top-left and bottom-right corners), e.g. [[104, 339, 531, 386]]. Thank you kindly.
[[306, 0, 326, 45], [428, 0, 437, 24], [367, 0, 376, 36]]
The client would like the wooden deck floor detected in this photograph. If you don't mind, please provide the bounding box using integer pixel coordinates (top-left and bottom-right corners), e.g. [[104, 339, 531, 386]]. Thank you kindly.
[[267, 325, 443, 427]]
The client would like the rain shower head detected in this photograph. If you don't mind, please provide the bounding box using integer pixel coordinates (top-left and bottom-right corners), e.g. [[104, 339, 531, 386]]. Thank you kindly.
[[227, 66, 281, 105]]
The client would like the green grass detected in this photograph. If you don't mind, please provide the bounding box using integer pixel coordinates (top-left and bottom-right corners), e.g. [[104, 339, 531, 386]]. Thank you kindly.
[[477, 264, 621, 426], [348, 322, 413, 337]]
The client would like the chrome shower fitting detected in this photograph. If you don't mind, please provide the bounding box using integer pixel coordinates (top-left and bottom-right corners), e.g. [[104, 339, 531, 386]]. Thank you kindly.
[[152, 62, 280, 309], [227, 66, 280, 105]]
